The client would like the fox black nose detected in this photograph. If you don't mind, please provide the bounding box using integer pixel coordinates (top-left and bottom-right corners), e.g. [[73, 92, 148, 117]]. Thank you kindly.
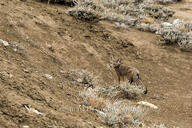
[[144, 89, 148, 94]]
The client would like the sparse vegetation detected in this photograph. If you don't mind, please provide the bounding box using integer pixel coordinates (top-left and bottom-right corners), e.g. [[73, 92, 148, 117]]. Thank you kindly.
[[66, 0, 174, 24], [156, 0, 181, 5], [0, 0, 191, 127], [99, 101, 149, 127], [65, 0, 192, 52], [178, 32, 192, 52], [63, 69, 100, 87], [67, 7, 102, 23], [136, 23, 161, 33], [71, 69, 158, 127], [79, 85, 151, 127], [40, 0, 77, 6]]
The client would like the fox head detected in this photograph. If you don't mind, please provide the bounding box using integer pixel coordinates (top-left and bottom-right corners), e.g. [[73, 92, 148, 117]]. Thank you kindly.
[[134, 79, 148, 94], [109, 56, 122, 68]]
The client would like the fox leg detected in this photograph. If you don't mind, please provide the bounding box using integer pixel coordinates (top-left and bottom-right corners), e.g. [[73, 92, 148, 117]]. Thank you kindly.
[[117, 74, 121, 88], [118, 75, 120, 84], [122, 76, 125, 82]]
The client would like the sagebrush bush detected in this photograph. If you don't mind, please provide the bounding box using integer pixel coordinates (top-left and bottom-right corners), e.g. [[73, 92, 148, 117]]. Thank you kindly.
[[184, 23, 192, 32], [143, 4, 174, 21], [41, 0, 77, 6], [153, 20, 192, 50], [99, 101, 149, 127], [136, 23, 161, 33], [104, 12, 137, 27], [156, 0, 177, 4], [156, 27, 183, 44], [178, 32, 192, 52], [79, 0, 105, 12], [66, 0, 175, 25], [79, 87, 108, 109], [63, 69, 100, 87], [67, 7, 102, 23], [79, 82, 147, 127], [157, 0, 182, 5], [120, 83, 147, 99], [136, 17, 192, 51], [96, 83, 147, 99]]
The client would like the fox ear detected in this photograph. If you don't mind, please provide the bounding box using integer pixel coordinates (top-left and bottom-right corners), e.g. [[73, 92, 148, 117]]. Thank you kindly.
[[110, 56, 115, 63], [110, 56, 114, 60], [117, 58, 121, 63]]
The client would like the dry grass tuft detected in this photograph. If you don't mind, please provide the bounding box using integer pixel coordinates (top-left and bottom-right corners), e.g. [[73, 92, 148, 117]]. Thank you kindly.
[[40, 0, 77, 6], [99, 101, 149, 127], [96, 83, 147, 100], [80, 87, 150, 127], [156, 0, 179, 5], [66, 7, 102, 23], [79, 87, 108, 109], [178, 32, 192, 52], [63, 69, 100, 87]]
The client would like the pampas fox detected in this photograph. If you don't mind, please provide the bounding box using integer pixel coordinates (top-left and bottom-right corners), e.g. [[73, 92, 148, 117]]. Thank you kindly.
[[109, 56, 147, 94]]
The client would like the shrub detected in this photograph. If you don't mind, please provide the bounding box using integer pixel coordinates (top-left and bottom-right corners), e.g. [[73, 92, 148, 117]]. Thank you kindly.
[[99, 101, 149, 127], [79, 87, 108, 109], [143, 4, 174, 21], [156, 26, 183, 44], [120, 83, 147, 99], [76, 70, 160, 127], [184, 23, 192, 32], [156, 0, 177, 4], [178, 32, 192, 52], [40, 0, 77, 6], [67, 7, 102, 23], [66, 0, 175, 26], [104, 12, 137, 27], [96, 83, 147, 100], [63, 69, 100, 87], [156, 0, 182, 5], [136, 23, 161, 33]]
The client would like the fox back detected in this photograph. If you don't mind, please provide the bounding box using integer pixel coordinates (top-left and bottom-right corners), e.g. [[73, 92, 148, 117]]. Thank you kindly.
[[112, 61, 140, 84]]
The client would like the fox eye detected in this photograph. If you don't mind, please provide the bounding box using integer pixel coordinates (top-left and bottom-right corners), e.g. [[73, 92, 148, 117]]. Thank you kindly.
[[116, 59, 121, 63], [136, 73, 140, 79]]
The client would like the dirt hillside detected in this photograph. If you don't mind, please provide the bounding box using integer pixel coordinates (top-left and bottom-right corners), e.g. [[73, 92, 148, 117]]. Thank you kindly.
[[0, 0, 191, 128]]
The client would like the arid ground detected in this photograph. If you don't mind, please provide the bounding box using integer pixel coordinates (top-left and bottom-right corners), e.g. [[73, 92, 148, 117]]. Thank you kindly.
[[0, 0, 191, 128]]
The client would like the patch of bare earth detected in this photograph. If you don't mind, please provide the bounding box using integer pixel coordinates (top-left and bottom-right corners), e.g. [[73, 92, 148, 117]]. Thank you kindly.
[[0, 0, 191, 128]]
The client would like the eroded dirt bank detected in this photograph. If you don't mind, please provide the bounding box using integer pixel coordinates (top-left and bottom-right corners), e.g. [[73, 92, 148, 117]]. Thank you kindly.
[[0, 0, 191, 128]]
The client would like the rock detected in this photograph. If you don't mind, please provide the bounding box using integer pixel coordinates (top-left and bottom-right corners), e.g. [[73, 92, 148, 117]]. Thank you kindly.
[[0, 39, 9, 46], [173, 19, 180, 25], [23, 126, 29, 128], [24, 104, 44, 115], [77, 78, 83, 83], [161, 22, 173, 27], [137, 101, 158, 109], [44, 74, 53, 79]]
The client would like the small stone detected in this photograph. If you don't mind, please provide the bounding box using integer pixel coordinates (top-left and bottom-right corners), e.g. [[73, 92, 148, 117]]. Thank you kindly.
[[23, 69, 30, 73], [60, 70, 65, 73], [77, 78, 83, 83], [0, 39, 9, 46], [23, 126, 29, 128], [9, 74, 13, 78], [13, 48, 17, 52], [44, 74, 53, 79]]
